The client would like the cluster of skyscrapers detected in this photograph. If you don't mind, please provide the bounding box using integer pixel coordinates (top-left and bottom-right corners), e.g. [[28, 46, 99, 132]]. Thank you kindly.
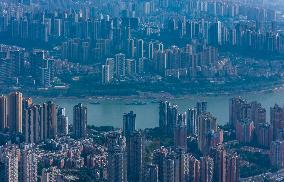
[[107, 111, 145, 182], [159, 101, 223, 154], [0, 46, 55, 88], [106, 107, 239, 182], [0, 144, 37, 182], [230, 97, 284, 169], [129, 101, 238, 182], [0, 91, 87, 142], [0, 0, 280, 88], [3, 94, 284, 181]]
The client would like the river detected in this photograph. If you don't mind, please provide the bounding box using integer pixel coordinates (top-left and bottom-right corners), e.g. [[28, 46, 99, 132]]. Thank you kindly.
[[32, 90, 284, 129]]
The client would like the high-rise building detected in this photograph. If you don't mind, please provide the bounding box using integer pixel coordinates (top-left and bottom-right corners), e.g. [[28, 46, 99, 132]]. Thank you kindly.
[[19, 145, 37, 182], [126, 39, 135, 58], [155, 50, 167, 76], [229, 97, 247, 127], [42, 101, 57, 140], [106, 131, 126, 151], [57, 107, 68, 136], [174, 113, 187, 150], [144, 164, 158, 182], [160, 149, 187, 182], [107, 146, 127, 182], [73, 103, 87, 139], [127, 131, 145, 182], [225, 152, 239, 182], [153, 147, 168, 182], [22, 98, 33, 140], [175, 149, 187, 182], [209, 21, 222, 46], [115, 53, 126, 78], [23, 106, 35, 143], [102, 65, 110, 84], [187, 154, 200, 182], [148, 42, 154, 60], [270, 140, 284, 169], [8, 91, 23, 133], [125, 59, 136, 76], [255, 122, 273, 148], [200, 156, 214, 182], [236, 119, 254, 144], [137, 39, 144, 58], [210, 145, 226, 182], [106, 58, 115, 80], [136, 58, 145, 74], [22, 104, 43, 143], [34, 105, 43, 142], [105, 130, 127, 181], [159, 101, 169, 134], [158, 42, 164, 52], [40, 167, 61, 182], [196, 101, 207, 115], [123, 111, 136, 137], [162, 154, 176, 182], [198, 112, 218, 154], [0, 95, 8, 130], [31, 51, 54, 88], [167, 103, 178, 135], [187, 108, 197, 136], [2, 145, 19, 182], [22, 97, 32, 110], [250, 101, 266, 124], [270, 104, 284, 140]]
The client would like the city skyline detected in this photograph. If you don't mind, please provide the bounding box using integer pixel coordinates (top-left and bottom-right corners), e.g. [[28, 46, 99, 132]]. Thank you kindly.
[[0, 0, 284, 181]]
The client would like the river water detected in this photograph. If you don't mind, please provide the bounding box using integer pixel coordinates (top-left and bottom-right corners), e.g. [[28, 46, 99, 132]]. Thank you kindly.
[[32, 90, 284, 129]]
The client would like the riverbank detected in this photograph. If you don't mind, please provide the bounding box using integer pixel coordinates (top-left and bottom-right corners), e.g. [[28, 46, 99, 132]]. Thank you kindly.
[[17, 77, 284, 101]]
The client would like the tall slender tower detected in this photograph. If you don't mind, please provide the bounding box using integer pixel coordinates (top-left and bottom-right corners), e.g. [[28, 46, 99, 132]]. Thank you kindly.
[[153, 147, 168, 182], [144, 164, 158, 182], [188, 154, 200, 182], [127, 131, 145, 182], [0, 95, 8, 130], [107, 132, 127, 182], [102, 65, 110, 84], [137, 39, 144, 58], [42, 101, 57, 140], [225, 152, 239, 182], [123, 111, 136, 137], [200, 156, 214, 182], [23, 106, 34, 143], [8, 92, 23, 133], [196, 101, 207, 116], [270, 104, 284, 140], [57, 107, 68, 136], [187, 108, 197, 136], [108, 146, 127, 182], [73, 103, 87, 138], [198, 112, 218, 154], [210, 145, 226, 182], [159, 101, 169, 134], [174, 113, 187, 150]]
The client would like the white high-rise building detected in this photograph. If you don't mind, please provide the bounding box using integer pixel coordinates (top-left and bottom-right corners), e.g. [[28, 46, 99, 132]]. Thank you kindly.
[[106, 58, 115, 80], [102, 65, 110, 84], [115, 53, 126, 78]]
